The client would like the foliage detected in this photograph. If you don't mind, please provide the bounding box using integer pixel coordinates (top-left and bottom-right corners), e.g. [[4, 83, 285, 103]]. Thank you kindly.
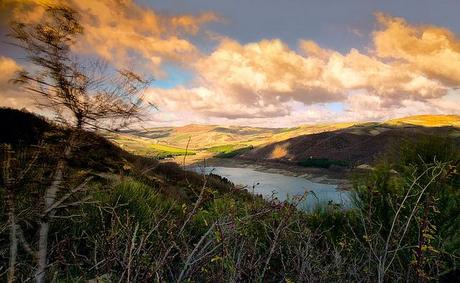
[[150, 143, 196, 158], [8, 5, 151, 130], [353, 136, 460, 281], [0, 109, 459, 282], [207, 144, 254, 158], [109, 134, 195, 159], [297, 158, 348, 168]]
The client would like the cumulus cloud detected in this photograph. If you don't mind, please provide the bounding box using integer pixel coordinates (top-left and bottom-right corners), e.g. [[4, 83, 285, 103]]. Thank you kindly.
[[0, 56, 21, 89], [0, 56, 36, 109], [71, 0, 218, 75], [1, 0, 218, 75], [146, 26, 452, 121], [146, 86, 292, 119], [343, 90, 460, 122], [374, 13, 460, 87], [195, 39, 343, 104], [300, 41, 447, 101], [145, 39, 347, 119], [1, 2, 459, 125]]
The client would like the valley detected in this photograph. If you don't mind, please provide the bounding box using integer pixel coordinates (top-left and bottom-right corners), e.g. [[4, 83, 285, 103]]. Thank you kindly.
[[105, 114, 460, 199], [2, 1, 460, 280], [107, 114, 460, 169]]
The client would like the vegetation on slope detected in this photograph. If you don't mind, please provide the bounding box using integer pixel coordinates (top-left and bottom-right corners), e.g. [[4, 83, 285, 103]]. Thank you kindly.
[[1, 108, 459, 282], [242, 124, 460, 167], [386, 114, 460, 127], [108, 132, 195, 159], [114, 115, 460, 168], [297, 158, 348, 168], [118, 123, 356, 150], [121, 115, 460, 154], [207, 144, 254, 158]]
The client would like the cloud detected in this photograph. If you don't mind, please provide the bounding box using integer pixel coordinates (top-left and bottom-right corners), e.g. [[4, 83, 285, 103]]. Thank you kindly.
[[196, 39, 344, 103], [343, 90, 460, 122], [374, 13, 460, 87], [1, 0, 218, 75], [146, 86, 291, 119], [146, 32, 450, 121], [1, 3, 459, 126], [71, 0, 219, 75], [300, 41, 447, 102], [0, 56, 31, 108], [145, 38, 347, 119], [0, 56, 21, 89]]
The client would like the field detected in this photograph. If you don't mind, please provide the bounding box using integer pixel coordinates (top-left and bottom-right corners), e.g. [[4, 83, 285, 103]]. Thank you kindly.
[[207, 144, 254, 158], [386, 115, 460, 127], [106, 132, 195, 159]]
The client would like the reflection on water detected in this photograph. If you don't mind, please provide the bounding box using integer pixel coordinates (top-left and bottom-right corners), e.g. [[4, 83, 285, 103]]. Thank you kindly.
[[195, 166, 352, 211]]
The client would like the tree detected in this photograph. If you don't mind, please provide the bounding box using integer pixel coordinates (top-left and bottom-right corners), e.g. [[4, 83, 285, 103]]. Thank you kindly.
[[4, 5, 152, 282], [8, 5, 151, 130]]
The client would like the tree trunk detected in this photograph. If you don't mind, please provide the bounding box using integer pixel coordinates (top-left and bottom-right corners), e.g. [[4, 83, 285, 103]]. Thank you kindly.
[[35, 133, 75, 283], [7, 191, 18, 283], [3, 145, 17, 283], [35, 161, 64, 283], [76, 113, 83, 129]]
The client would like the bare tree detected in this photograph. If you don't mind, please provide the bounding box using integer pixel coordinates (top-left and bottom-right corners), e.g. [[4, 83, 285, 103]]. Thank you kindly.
[[4, 5, 152, 282], [8, 5, 152, 130]]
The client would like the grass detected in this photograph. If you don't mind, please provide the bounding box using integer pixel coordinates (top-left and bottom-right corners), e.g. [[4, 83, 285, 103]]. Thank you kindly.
[[107, 133, 194, 159], [207, 144, 254, 158], [150, 143, 195, 158], [106, 115, 460, 161], [386, 114, 460, 127], [2, 109, 459, 281], [207, 144, 242, 153]]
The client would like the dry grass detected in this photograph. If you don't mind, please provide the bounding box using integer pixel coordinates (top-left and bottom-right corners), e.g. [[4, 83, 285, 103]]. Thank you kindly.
[[386, 114, 460, 127]]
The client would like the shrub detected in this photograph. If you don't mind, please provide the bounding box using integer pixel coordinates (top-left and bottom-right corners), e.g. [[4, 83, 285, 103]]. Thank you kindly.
[[353, 136, 460, 281], [297, 158, 348, 168]]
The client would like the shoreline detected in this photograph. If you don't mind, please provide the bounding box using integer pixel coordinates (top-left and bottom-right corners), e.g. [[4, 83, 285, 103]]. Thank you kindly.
[[187, 157, 354, 190]]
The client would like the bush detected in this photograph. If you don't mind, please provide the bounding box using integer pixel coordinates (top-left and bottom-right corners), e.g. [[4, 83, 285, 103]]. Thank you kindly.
[[353, 136, 460, 280], [297, 158, 348, 168]]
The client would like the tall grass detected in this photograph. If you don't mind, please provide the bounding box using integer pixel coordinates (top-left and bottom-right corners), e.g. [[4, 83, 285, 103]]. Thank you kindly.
[[1, 135, 458, 282]]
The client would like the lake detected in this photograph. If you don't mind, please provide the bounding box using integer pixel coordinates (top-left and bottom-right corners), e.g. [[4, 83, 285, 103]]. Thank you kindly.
[[195, 166, 352, 210]]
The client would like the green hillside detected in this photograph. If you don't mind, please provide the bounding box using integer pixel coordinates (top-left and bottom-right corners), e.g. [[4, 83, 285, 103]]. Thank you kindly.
[[108, 115, 460, 163], [1, 108, 458, 281], [106, 132, 195, 158]]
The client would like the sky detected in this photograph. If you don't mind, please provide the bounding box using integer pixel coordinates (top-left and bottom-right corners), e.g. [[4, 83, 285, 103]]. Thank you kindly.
[[1, 0, 460, 127]]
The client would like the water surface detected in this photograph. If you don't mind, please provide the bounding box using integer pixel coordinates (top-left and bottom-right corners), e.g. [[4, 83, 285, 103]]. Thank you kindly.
[[196, 166, 351, 210]]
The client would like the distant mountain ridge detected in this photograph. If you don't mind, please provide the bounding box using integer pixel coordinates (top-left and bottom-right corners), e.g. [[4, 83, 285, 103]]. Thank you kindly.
[[385, 114, 460, 127], [120, 115, 460, 151]]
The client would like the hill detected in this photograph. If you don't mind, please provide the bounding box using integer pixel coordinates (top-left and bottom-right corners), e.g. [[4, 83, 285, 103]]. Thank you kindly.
[[0, 107, 233, 201], [241, 123, 460, 167], [1, 108, 459, 281], [118, 121, 361, 148], [386, 114, 460, 127], [119, 115, 460, 152], [110, 114, 460, 166]]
